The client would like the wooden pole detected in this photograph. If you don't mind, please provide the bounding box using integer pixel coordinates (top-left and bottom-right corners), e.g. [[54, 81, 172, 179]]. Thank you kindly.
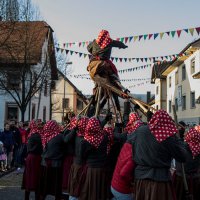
[[95, 86, 102, 117]]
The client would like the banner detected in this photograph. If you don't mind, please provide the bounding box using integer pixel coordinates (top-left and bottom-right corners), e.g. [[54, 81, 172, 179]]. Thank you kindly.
[[128, 80, 151, 89], [58, 26, 200, 47], [69, 74, 151, 82], [56, 47, 178, 63]]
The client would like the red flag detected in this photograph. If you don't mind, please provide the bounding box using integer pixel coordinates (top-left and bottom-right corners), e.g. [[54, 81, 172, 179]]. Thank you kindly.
[[177, 30, 182, 38], [79, 42, 82, 47], [116, 38, 120, 41], [196, 27, 200, 35], [119, 58, 123, 62], [148, 34, 153, 40], [125, 37, 129, 43]]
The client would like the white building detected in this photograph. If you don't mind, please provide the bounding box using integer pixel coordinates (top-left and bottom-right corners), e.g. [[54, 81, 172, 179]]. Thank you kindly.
[[51, 70, 88, 123], [151, 61, 171, 110], [0, 21, 58, 128], [160, 38, 200, 125]]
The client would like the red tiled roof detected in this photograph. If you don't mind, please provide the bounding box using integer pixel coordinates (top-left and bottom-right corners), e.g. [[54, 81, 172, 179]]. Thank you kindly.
[[0, 21, 49, 64]]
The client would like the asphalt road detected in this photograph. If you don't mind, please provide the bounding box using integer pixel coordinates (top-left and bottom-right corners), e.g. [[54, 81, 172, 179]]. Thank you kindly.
[[0, 169, 55, 200]]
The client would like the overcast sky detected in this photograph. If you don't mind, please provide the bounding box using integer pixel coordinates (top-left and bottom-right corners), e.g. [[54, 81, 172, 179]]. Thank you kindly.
[[33, 0, 200, 95]]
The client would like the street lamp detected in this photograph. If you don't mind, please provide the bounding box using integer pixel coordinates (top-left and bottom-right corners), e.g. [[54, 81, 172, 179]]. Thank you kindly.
[[62, 61, 72, 123]]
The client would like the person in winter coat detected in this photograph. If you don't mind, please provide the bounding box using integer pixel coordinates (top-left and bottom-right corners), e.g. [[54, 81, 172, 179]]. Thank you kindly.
[[22, 120, 43, 200], [111, 112, 144, 200], [174, 127, 200, 200], [39, 120, 76, 200], [1, 123, 15, 169], [68, 117, 89, 200], [87, 30, 129, 111], [131, 110, 188, 200], [78, 117, 113, 200]]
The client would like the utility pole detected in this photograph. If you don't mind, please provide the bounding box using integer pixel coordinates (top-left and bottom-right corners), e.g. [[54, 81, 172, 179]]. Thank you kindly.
[[62, 62, 72, 123]]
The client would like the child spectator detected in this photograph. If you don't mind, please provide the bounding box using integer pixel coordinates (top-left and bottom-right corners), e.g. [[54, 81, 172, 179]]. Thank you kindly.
[[0, 141, 7, 172]]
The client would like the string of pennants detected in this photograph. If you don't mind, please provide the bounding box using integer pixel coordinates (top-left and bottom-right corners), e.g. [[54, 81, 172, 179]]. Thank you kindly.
[[69, 74, 151, 82], [128, 81, 151, 89], [56, 47, 178, 63], [59, 26, 200, 48]]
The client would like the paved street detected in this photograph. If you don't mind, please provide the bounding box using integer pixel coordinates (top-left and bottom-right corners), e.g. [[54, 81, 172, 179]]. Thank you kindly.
[[0, 169, 55, 200]]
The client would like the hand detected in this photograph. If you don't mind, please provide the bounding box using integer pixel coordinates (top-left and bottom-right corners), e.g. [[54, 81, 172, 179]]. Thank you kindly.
[[105, 112, 113, 122]]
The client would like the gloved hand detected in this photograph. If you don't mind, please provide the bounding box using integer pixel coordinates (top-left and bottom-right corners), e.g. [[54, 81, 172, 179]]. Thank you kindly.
[[134, 104, 140, 110], [105, 112, 113, 122]]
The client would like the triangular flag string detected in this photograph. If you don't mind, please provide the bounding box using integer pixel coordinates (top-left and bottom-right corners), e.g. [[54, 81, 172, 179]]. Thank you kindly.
[[56, 47, 179, 63], [70, 74, 151, 82], [59, 26, 200, 47]]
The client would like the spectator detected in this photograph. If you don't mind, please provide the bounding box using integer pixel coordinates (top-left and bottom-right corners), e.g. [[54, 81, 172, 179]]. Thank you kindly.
[[1, 123, 15, 170], [0, 141, 7, 172], [18, 121, 28, 168], [10, 120, 21, 167]]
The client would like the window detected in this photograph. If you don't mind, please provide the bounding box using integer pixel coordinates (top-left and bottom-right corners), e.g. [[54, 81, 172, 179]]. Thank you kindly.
[[175, 98, 178, 111], [62, 98, 69, 109], [51, 81, 56, 90], [44, 81, 48, 96], [77, 99, 83, 110], [190, 91, 196, 108], [156, 105, 159, 110], [7, 72, 20, 89], [32, 103, 36, 119], [191, 58, 195, 74], [43, 106, 46, 122], [182, 65, 186, 81], [156, 86, 159, 95], [169, 77, 171, 88], [169, 100, 172, 113], [182, 95, 186, 110], [6, 103, 18, 122], [175, 71, 179, 85]]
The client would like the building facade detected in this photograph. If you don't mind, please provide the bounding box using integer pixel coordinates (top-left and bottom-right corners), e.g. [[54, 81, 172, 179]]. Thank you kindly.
[[0, 21, 57, 128], [161, 39, 200, 125], [51, 71, 88, 123]]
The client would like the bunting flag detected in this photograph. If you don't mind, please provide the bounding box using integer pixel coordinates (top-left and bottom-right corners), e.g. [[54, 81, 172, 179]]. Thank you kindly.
[[68, 63, 154, 78], [56, 47, 178, 63], [69, 74, 151, 82], [58, 26, 200, 47], [118, 64, 153, 74], [128, 80, 151, 89]]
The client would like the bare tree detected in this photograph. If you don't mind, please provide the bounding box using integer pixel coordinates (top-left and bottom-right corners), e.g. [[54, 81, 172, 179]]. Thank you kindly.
[[0, 22, 54, 121]]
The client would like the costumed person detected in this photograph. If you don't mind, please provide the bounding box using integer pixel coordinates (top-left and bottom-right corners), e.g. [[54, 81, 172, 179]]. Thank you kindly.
[[131, 110, 188, 200], [39, 120, 76, 200], [87, 30, 129, 111], [62, 117, 78, 196], [111, 112, 144, 200], [22, 120, 43, 200], [68, 117, 89, 200], [174, 127, 200, 200], [78, 117, 113, 200]]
